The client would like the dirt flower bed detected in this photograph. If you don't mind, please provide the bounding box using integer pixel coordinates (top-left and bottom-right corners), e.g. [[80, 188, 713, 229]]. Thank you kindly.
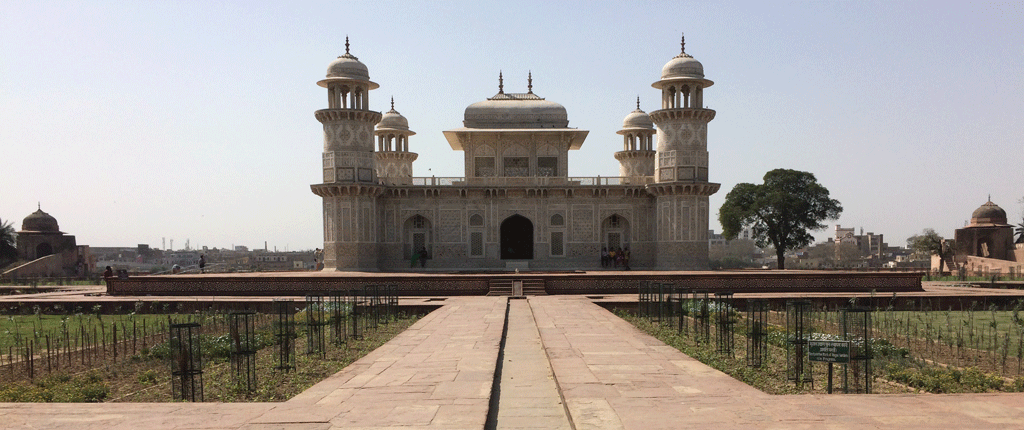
[[0, 314, 421, 402]]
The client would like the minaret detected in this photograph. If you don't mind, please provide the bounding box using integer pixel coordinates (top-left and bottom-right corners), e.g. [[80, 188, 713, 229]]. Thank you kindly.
[[310, 38, 384, 270], [649, 34, 721, 269], [614, 97, 656, 180], [375, 98, 418, 185]]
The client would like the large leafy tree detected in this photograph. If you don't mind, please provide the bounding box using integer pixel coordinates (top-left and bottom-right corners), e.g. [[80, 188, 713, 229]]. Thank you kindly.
[[0, 218, 17, 267], [907, 228, 950, 274], [719, 169, 842, 270]]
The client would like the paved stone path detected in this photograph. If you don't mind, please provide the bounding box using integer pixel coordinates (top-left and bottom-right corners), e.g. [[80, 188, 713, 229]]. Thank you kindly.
[[1, 295, 1024, 429], [494, 298, 572, 429]]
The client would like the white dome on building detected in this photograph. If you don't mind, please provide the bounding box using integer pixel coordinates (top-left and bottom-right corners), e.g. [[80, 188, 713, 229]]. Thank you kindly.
[[326, 54, 370, 81], [463, 72, 570, 129], [661, 54, 705, 80], [622, 108, 654, 130], [377, 99, 411, 131], [464, 97, 569, 129], [318, 37, 378, 89]]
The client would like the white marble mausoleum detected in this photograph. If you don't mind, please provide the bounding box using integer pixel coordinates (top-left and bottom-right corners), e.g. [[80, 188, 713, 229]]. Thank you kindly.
[[312, 36, 720, 271]]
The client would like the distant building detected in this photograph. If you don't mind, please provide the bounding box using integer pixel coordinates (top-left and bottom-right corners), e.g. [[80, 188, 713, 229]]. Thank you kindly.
[[3, 206, 91, 277], [949, 200, 1023, 275], [834, 225, 886, 259]]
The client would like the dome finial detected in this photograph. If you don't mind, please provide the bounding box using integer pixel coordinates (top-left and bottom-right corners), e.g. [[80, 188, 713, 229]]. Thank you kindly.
[[498, 71, 504, 94], [345, 36, 350, 55], [391, 96, 395, 111], [527, 71, 533, 94], [680, 33, 686, 54], [636, 96, 640, 110]]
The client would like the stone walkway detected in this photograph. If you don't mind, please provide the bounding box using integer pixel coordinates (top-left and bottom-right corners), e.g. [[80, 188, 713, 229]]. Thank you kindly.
[[1, 295, 1023, 429]]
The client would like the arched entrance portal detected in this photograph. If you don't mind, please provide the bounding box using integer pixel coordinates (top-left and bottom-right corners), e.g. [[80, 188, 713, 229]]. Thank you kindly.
[[35, 242, 53, 259], [500, 215, 533, 259]]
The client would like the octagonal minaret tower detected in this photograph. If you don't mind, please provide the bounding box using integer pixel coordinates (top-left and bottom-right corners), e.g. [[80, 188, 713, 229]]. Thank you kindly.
[[311, 38, 384, 270], [649, 35, 721, 269], [374, 98, 418, 185], [614, 97, 656, 179]]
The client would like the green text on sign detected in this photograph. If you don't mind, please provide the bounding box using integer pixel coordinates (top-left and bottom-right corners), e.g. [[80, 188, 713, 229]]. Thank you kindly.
[[808, 340, 851, 363]]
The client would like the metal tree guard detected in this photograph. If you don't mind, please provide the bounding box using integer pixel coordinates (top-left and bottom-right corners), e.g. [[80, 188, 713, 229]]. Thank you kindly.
[[842, 307, 873, 394], [229, 311, 257, 392], [383, 285, 398, 323], [169, 322, 203, 402], [350, 288, 363, 340], [715, 292, 735, 356], [746, 299, 769, 368], [306, 295, 327, 357], [693, 291, 711, 345], [676, 286, 690, 335], [273, 299, 295, 372], [329, 290, 350, 346], [365, 285, 379, 331], [638, 281, 651, 319], [786, 300, 814, 388]]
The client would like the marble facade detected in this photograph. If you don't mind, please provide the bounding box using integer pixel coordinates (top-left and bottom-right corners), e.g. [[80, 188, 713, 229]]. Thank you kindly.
[[312, 37, 719, 271]]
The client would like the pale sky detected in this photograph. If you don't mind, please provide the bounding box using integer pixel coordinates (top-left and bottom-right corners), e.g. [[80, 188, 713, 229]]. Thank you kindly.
[[2, 1, 1022, 252]]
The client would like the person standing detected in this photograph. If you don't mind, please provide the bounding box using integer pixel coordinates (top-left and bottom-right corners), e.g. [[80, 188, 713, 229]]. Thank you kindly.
[[623, 247, 631, 271], [601, 247, 609, 268], [199, 255, 206, 274]]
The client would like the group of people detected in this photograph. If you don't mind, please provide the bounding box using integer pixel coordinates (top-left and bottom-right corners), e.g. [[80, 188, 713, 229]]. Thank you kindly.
[[600, 246, 630, 270], [410, 247, 429, 268]]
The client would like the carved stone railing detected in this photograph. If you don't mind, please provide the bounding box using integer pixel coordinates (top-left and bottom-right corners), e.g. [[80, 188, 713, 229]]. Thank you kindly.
[[378, 176, 656, 187]]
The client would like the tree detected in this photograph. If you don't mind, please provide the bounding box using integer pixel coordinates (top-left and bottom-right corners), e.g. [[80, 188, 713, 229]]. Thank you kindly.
[[1016, 196, 1024, 244], [719, 169, 842, 270], [0, 218, 17, 267], [907, 228, 949, 274]]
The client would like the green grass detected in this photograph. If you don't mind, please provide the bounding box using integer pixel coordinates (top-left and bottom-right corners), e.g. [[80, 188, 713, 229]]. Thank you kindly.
[[873, 308, 1024, 353]]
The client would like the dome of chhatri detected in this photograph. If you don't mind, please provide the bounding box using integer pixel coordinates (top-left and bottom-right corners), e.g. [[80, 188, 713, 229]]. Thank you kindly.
[[621, 99, 654, 130], [969, 200, 1009, 227], [661, 53, 705, 80], [327, 54, 369, 81], [653, 35, 714, 89], [318, 37, 379, 89], [377, 98, 412, 132], [21, 207, 60, 233]]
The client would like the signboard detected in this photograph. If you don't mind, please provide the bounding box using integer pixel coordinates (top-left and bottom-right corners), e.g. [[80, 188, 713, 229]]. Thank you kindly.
[[808, 340, 851, 363]]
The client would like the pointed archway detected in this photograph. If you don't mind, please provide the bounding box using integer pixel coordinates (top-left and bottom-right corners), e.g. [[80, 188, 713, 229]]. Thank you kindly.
[[500, 215, 533, 259], [35, 242, 53, 258]]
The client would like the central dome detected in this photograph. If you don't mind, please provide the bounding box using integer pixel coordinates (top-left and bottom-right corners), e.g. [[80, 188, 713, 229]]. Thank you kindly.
[[21, 208, 59, 233], [464, 92, 569, 129]]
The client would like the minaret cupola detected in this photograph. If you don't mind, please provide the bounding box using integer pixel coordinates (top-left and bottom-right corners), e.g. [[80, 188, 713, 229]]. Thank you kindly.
[[375, 98, 419, 185], [614, 97, 656, 178]]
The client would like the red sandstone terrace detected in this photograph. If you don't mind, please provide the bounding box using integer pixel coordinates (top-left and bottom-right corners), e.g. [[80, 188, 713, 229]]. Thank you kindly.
[[105, 269, 925, 296]]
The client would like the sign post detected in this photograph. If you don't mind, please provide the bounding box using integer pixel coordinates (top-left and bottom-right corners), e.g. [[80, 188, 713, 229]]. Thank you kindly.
[[808, 340, 851, 394]]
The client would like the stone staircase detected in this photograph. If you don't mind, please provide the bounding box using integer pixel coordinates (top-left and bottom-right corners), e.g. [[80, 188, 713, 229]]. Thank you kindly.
[[486, 279, 547, 296]]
